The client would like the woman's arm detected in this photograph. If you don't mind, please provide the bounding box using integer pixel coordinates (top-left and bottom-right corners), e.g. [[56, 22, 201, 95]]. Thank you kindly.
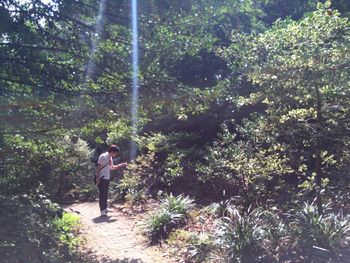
[[110, 162, 128, 170]]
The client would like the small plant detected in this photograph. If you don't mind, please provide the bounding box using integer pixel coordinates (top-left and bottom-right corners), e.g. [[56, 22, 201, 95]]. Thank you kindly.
[[160, 193, 194, 215], [143, 194, 194, 244], [167, 229, 192, 245], [144, 208, 177, 243], [125, 189, 147, 205], [53, 212, 81, 251], [212, 206, 264, 263], [260, 210, 291, 262], [119, 172, 147, 205], [187, 233, 213, 263]]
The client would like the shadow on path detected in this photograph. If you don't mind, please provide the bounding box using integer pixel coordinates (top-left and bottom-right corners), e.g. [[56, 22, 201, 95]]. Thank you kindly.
[[99, 257, 144, 263], [82, 252, 145, 263], [92, 216, 117, 224], [80, 252, 145, 263]]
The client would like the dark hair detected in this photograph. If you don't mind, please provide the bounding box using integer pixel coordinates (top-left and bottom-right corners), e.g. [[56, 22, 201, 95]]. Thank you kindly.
[[108, 144, 120, 153]]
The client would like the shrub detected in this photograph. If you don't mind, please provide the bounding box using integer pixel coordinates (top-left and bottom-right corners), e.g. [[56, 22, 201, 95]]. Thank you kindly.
[[163, 152, 184, 185], [143, 194, 194, 244], [0, 195, 81, 263], [52, 135, 95, 197], [196, 124, 292, 203], [133, 132, 201, 187], [119, 149, 189, 202], [144, 208, 179, 243], [0, 134, 94, 198], [121, 152, 158, 186], [125, 188, 148, 205], [208, 202, 350, 262], [118, 153, 156, 204]]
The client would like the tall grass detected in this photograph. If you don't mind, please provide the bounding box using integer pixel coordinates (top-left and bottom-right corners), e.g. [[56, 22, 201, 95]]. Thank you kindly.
[[289, 202, 350, 253], [210, 202, 350, 262], [212, 206, 264, 263]]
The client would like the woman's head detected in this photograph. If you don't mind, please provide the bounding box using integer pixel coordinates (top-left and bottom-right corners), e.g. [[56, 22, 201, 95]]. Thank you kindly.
[[108, 144, 120, 158]]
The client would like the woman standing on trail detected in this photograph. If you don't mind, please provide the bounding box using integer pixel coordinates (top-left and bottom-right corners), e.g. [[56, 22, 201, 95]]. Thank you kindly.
[[96, 145, 127, 216]]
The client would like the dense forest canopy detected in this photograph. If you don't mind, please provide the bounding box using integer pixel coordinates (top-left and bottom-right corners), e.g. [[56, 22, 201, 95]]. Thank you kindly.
[[1, 0, 350, 262]]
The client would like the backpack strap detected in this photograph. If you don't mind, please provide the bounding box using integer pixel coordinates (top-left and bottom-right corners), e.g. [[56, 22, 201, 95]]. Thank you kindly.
[[97, 160, 110, 179]]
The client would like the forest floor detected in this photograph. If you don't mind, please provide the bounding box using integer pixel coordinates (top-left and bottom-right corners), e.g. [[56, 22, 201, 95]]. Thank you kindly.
[[65, 202, 172, 263]]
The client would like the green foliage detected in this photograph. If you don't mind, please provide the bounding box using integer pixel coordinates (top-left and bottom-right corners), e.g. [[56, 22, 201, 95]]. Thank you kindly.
[[119, 152, 157, 203], [220, 2, 350, 210], [53, 212, 81, 252], [0, 195, 81, 263], [197, 123, 292, 203], [0, 134, 94, 197], [260, 210, 291, 262], [143, 194, 194, 243], [119, 131, 199, 199], [163, 152, 184, 184], [135, 132, 170, 153], [106, 118, 132, 145], [143, 208, 177, 244]]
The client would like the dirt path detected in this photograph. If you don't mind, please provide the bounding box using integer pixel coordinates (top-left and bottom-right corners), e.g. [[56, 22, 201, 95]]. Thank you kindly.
[[65, 202, 171, 263]]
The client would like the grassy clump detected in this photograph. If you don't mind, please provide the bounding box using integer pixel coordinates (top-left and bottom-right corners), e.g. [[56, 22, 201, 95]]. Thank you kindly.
[[143, 193, 194, 244], [209, 202, 350, 263]]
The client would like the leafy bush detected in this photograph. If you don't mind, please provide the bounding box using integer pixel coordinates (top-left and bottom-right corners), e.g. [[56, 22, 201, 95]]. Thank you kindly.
[[51, 135, 95, 196], [125, 189, 148, 205], [143, 194, 194, 243], [163, 152, 184, 185], [133, 132, 200, 187], [119, 152, 157, 203], [0, 195, 81, 263], [119, 142, 193, 202], [196, 124, 292, 202], [144, 208, 178, 243], [106, 118, 132, 145], [135, 132, 170, 153], [206, 202, 350, 263], [0, 134, 94, 198]]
